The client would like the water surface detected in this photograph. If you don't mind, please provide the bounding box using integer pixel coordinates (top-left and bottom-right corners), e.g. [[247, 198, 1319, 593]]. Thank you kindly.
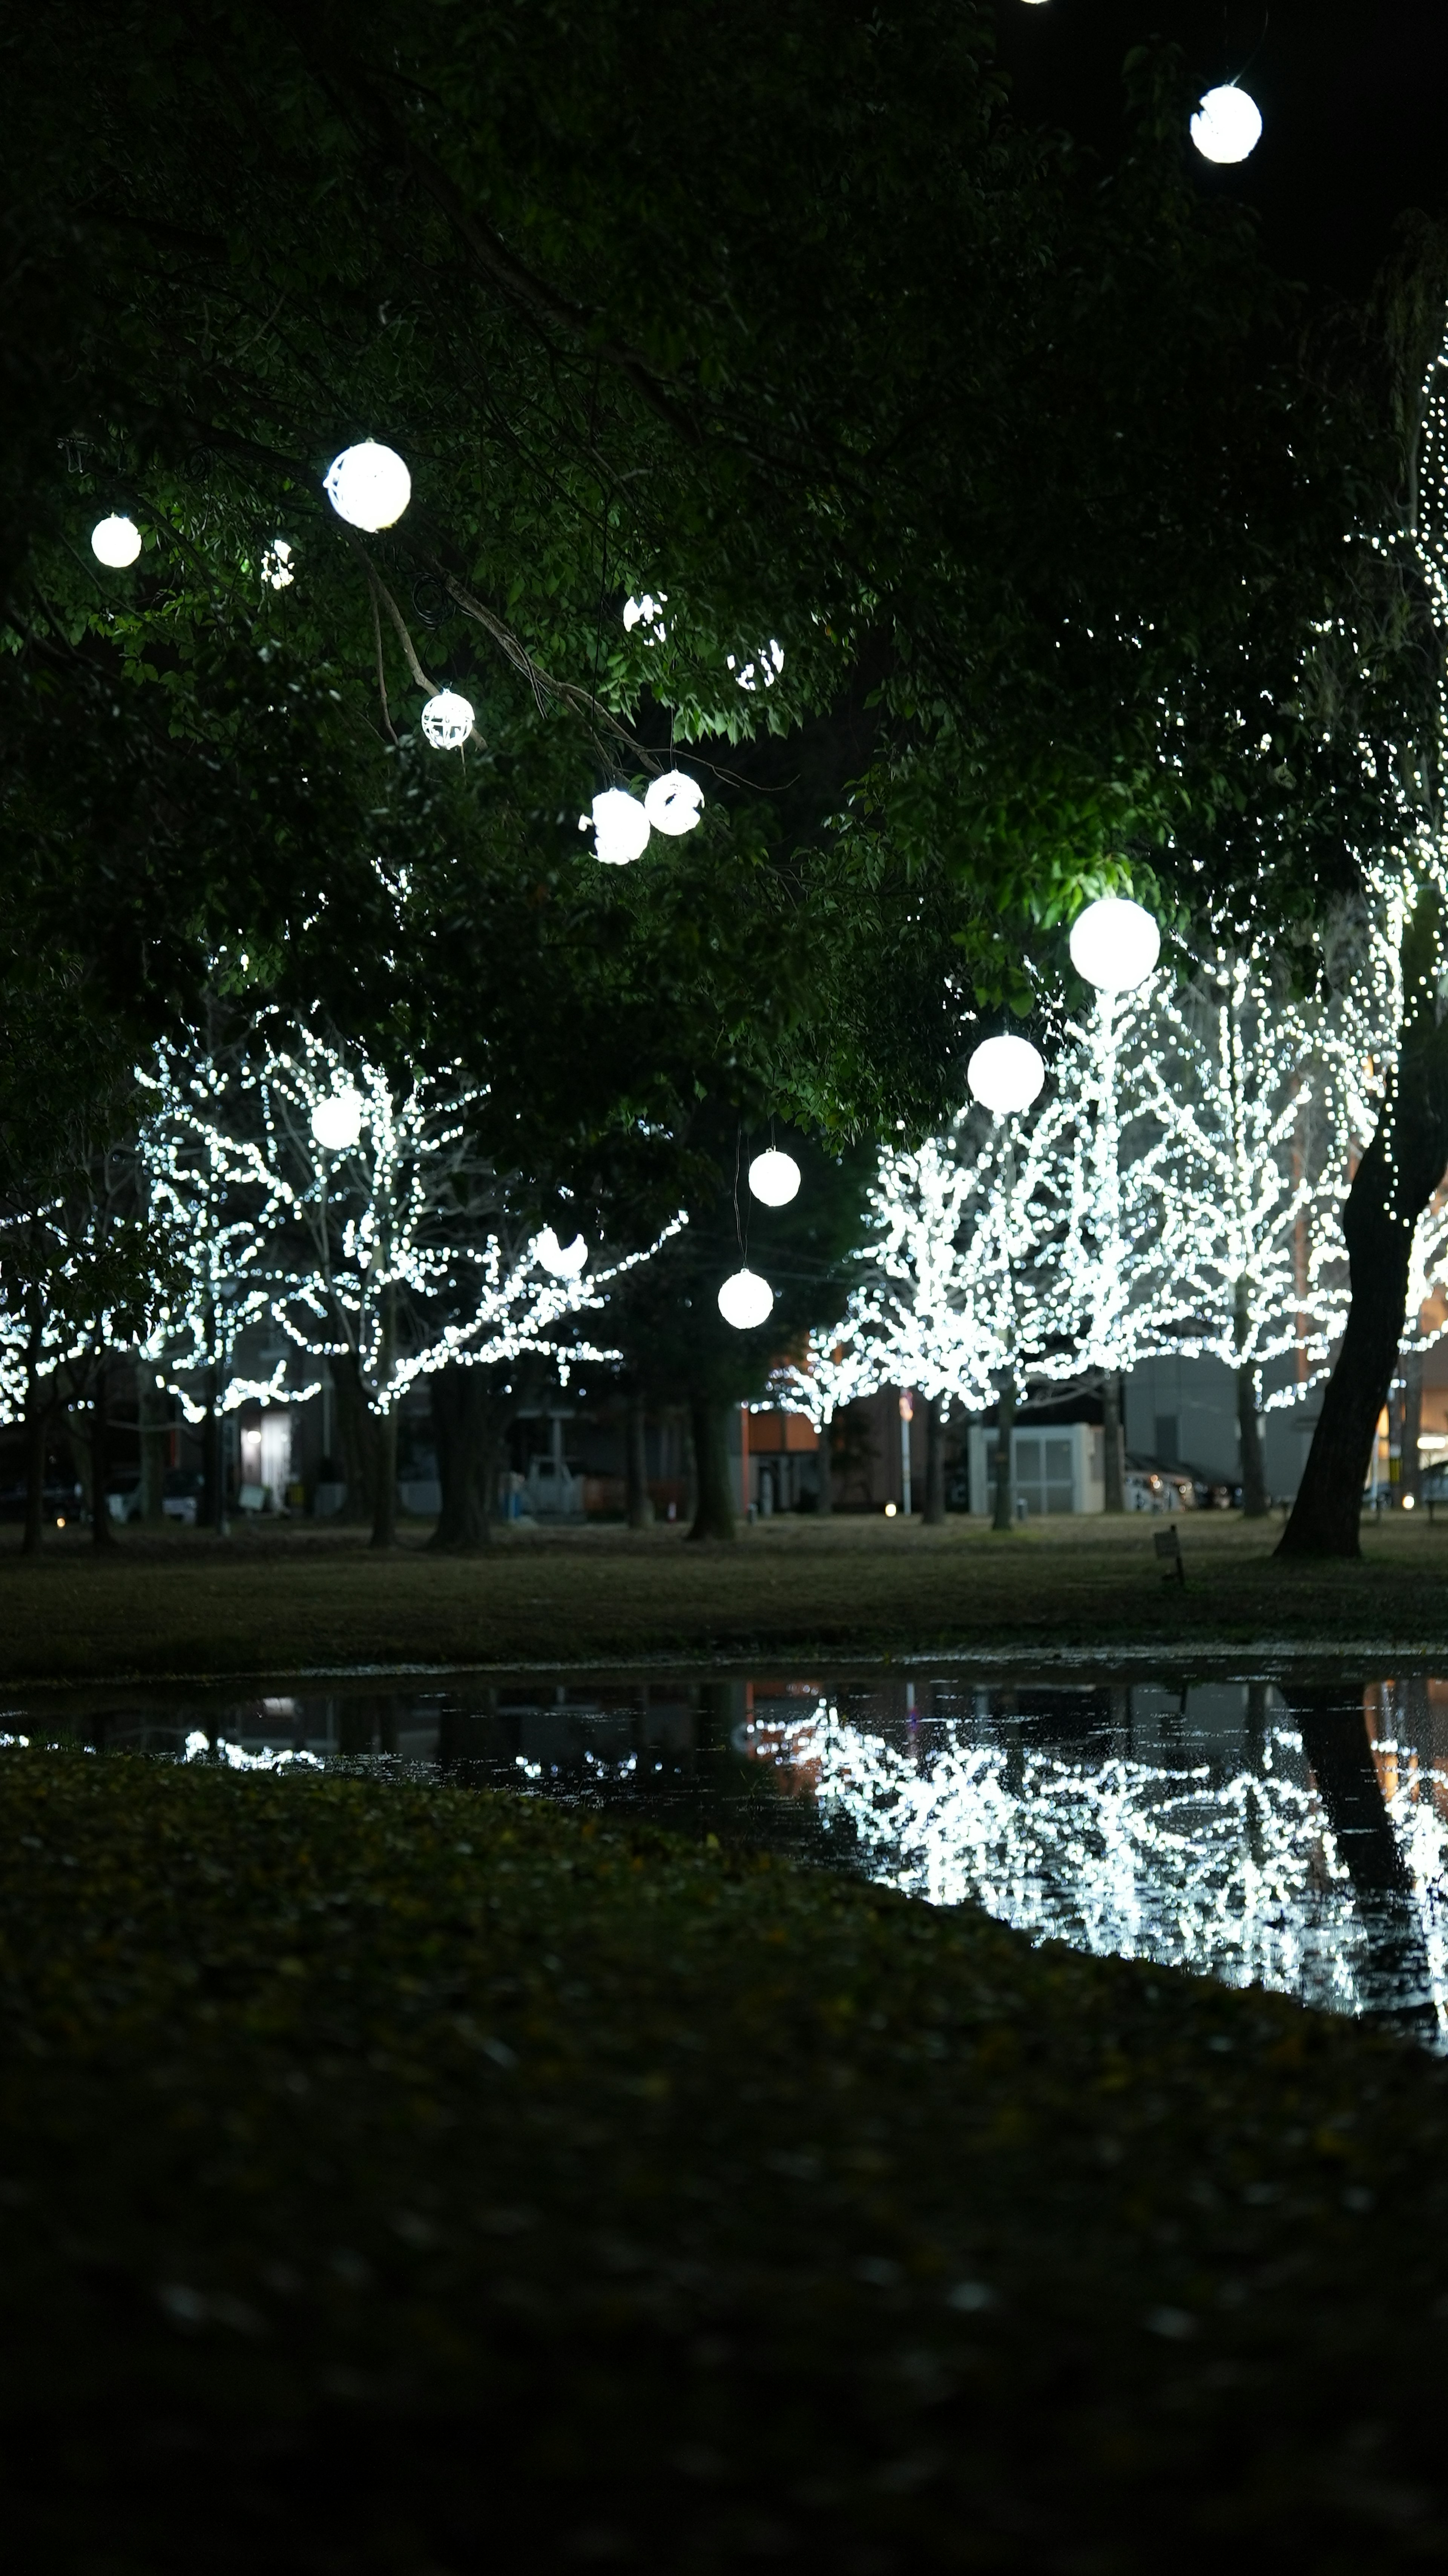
[[10, 1662, 1447, 2045]]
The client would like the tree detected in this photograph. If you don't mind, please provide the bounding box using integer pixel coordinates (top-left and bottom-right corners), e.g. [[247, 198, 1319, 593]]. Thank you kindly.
[[766, 1320, 888, 1518]]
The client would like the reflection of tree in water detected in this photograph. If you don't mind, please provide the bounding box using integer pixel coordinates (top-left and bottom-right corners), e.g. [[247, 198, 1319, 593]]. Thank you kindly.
[[760, 1695, 1448, 2035]]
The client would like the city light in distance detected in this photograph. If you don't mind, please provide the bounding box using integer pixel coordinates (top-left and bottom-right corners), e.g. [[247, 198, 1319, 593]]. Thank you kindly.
[[1069, 897, 1161, 993], [1190, 84, 1262, 164], [536, 1228, 588, 1278], [323, 441, 411, 531], [420, 689, 475, 751], [967, 1034, 1046, 1115], [749, 1148, 801, 1206], [91, 514, 141, 567], [310, 1089, 364, 1151], [718, 1268, 774, 1330]]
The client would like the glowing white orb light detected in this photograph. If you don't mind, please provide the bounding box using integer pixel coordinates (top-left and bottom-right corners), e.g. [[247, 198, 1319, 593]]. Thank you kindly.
[[91, 514, 141, 568], [537, 1228, 588, 1278], [323, 440, 411, 531], [1068, 895, 1161, 993], [310, 1089, 364, 1152], [643, 769, 703, 836], [421, 689, 475, 751], [591, 788, 651, 866], [748, 1148, 801, 1207], [1190, 83, 1262, 165], [967, 1034, 1046, 1116], [718, 1268, 774, 1331]]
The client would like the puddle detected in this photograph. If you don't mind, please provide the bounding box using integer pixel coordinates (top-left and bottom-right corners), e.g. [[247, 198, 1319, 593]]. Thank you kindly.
[[8, 1665, 1448, 2046]]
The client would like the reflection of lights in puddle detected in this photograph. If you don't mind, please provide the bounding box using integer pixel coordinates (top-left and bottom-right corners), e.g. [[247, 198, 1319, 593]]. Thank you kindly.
[[184, 1730, 321, 1772], [738, 1701, 1448, 2031]]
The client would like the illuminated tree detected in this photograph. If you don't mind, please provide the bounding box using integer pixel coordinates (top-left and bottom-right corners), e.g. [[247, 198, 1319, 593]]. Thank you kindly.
[[765, 1313, 888, 1516]]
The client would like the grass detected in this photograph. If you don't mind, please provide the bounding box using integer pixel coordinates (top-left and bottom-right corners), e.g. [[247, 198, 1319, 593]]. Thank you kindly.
[[3, 1510, 1448, 1686], [3, 1747, 1448, 2571]]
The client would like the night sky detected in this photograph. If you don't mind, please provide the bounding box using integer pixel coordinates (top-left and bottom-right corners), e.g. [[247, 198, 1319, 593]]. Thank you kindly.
[[992, 0, 1448, 291]]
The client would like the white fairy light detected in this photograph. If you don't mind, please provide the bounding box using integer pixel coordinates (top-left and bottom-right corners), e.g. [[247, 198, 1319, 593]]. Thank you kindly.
[[323, 441, 411, 531], [310, 1090, 364, 1152], [966, 1034, 1046, 1115], [1190, 84, 1262, 165], [536, 1228, 588, 1278], [591, 788, 651, 866], [1069, 897, 1161, 993], [718, 1268, 774, 1330], [748, 1148, 800, 1207], [420, 689, 475, 751], [643, 770, 703, 835], [91, 514, 141, 568]]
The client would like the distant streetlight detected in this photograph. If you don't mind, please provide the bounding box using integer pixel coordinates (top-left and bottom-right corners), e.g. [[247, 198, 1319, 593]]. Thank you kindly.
[[311, 1090, 364, 1153], [1069, 897, 1161, 993], [749, 1149, 801, 1207], [420, 689, 475, 751], [91, 514, 141, 567], [1190, 84, 1262, 165], [718, 1269, 774, 1330], [967, 1034, 1046, 1116], [537, 1228, 588, 1278], [323, 441, 412, 531]]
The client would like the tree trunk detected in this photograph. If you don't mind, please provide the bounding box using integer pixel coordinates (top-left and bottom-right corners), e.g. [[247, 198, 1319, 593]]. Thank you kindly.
[[687, 1398, 736, 1541], [330, 1348, 377, 1525], [991, 1383, 1016, 1532], [90, 1355, 116, 1547], [626, 1391, 655, 1529], [138, 1373, 169, 1524], [1293, 1688, 1436, 2039], [371, 1404, 399, 1547], [1402, 1348, 1423, 1509], [923, 1395, 946, 1525], [428, 1364, 501, 1552], [201, 1397, 227, 1536], [815, 1405, 834, 1516], [1236, 1362, 1269, 1518], [1101, 1370, 1126, 1514], [1281, 897, 1448, 1557], [21, 1305, 48, 1555]]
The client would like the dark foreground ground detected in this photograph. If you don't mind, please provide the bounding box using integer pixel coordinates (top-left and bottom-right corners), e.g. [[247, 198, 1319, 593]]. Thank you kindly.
[[4, 1510, 1448, 1683], [4, 1749, 1447, 2573]]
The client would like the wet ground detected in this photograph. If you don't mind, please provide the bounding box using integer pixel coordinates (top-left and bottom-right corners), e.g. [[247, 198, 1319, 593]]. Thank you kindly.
[[11, 1659, 1448, 2044]]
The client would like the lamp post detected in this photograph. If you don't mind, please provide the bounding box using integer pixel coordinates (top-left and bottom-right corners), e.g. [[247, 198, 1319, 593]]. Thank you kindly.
[[898, 1389, 914, 1515]]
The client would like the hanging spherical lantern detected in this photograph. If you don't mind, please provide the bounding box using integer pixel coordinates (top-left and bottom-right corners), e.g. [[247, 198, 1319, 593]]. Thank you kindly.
[[420, 689, 475, 751], [323, 441, 412, 531], [748, 1148, 801, 1207], [1190, 84, 1262, 165], [967, 1034, 1046, 1115], [591, 788, 651, 866], [718, 1268, 774, 1331], [1068, 896, 1161, 993], [311, 1089, 364, 1152], [91, 514, 141, 568], [537, 1228, 588, 1278], [643, 769, 703, 836]]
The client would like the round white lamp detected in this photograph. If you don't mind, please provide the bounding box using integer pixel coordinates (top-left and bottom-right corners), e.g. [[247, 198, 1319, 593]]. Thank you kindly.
[[420, 689, 475, 751], [91, 514, 141, 568], [967, 1034, 1046, 1115], [591, 788, 651, 866], [1190, 84, 1262, 165], [748, 1148, 801, 1207], [643, 770, 703, 836], [537, 1228, 588, 1278], [718, 1268, 774, 1331], [311, 1090, 364, 1152], [1068, 896, 1161, 993], [323, 441, 412, 532]]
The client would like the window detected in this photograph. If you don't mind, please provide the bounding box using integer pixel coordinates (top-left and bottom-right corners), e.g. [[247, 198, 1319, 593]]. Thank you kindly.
[[1014, 1433, 1075, 1515]]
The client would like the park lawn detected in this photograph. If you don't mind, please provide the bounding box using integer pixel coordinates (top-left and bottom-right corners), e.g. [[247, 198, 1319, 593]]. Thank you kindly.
[[2, 1511, 1448, 1684], [2, 1746, 1446, 2572]]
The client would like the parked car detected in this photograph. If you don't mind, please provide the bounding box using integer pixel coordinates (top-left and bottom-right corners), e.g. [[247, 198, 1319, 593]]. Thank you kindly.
[[0, 1475, 83, 1525]]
